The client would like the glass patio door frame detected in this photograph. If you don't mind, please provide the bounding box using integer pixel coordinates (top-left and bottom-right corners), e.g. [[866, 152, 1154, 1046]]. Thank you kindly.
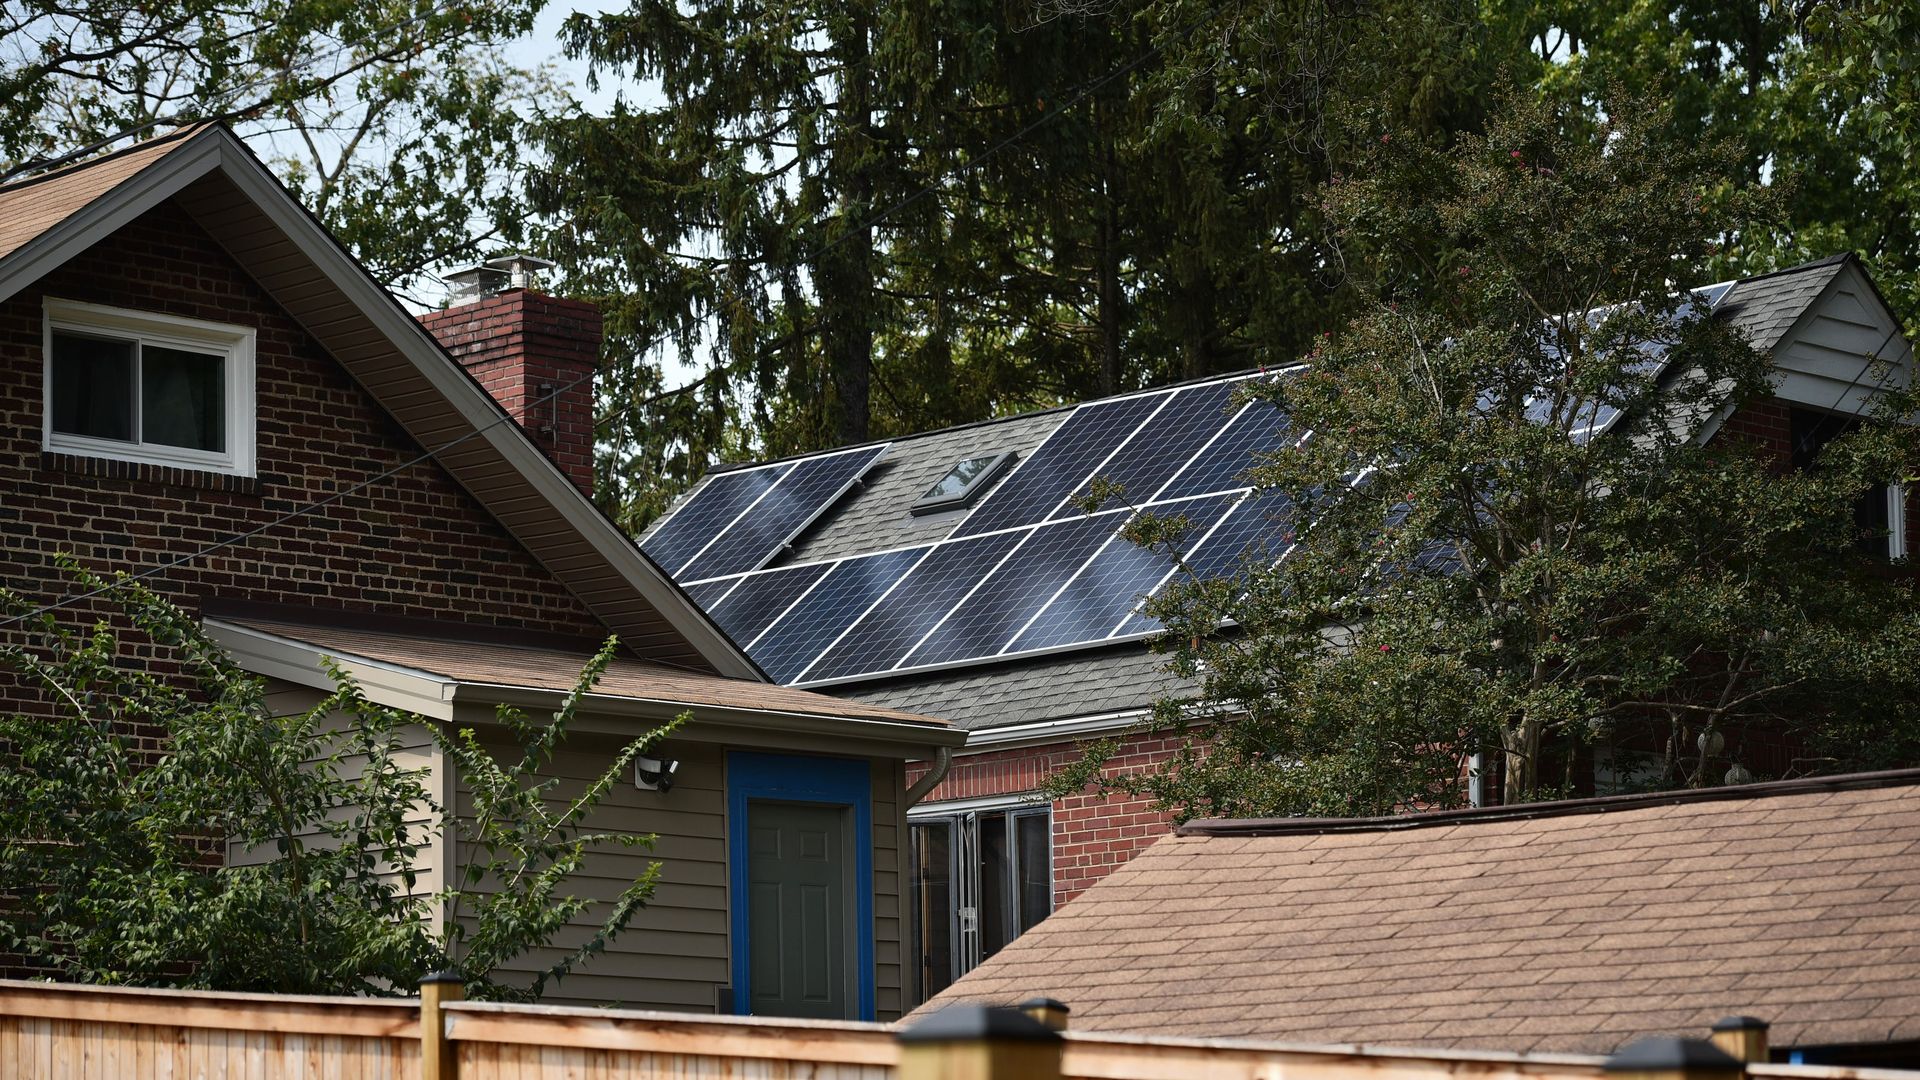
[[909, 795, 1052, 997]]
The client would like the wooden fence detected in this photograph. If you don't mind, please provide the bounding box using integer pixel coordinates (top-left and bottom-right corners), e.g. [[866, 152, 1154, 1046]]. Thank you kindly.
[[0, 977, 1909, 1080]]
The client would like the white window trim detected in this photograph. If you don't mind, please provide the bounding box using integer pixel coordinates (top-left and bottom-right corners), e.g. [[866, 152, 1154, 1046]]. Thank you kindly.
[[43, 297, 256, 477]]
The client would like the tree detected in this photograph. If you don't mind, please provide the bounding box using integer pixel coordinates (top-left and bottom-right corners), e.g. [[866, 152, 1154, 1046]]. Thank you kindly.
[[0, 559, 676, 999], [0, 0, 558, 300], [530, 0, 1508, 534], [1052, 92, 1920, 820]]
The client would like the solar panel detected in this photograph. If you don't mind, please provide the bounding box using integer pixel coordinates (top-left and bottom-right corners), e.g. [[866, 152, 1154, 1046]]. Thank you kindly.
[[902, 510, 1126, 669], [705, 561, 833, 646], [953, 392, 1168, 537], [749, 547, 926, 682], [797, 531, 1026, 683], [641, 463, 791, 573], [679, 445, 889, 581], [1155, 390, 1290, 501], [684, 577, 740, 610], [1051, 380, 1240, 518], [1012, 494, 1236, 653]]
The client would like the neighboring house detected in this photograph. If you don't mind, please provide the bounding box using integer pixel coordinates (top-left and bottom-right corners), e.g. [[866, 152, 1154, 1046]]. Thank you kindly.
[[0, 125, 967, 1020], [643, 254, 1916, 1001], [915, 767, 1920, 1066]]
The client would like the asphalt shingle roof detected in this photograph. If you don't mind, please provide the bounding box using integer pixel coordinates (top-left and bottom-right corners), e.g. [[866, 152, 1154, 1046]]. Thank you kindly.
[[918, 769, 1920, 1054], [1719, 256, 1849, 353], [836, 642, 1197, 732]]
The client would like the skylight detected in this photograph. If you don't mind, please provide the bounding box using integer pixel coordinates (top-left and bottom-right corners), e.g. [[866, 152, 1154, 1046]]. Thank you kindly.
[[911, 452, 1016, 516]]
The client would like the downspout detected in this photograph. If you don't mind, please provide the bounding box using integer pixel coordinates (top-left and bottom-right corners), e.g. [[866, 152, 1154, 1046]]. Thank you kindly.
[[905, 747, 953, 807]]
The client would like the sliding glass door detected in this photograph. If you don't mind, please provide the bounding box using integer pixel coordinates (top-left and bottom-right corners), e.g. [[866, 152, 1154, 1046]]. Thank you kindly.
[[909, 805, 1052, 998]]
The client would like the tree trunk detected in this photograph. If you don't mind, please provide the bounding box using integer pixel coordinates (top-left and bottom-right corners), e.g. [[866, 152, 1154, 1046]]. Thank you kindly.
[[1501, 716, 1541, 804], [1095, 115, 1123, 398], [824, 10, 875, 447]]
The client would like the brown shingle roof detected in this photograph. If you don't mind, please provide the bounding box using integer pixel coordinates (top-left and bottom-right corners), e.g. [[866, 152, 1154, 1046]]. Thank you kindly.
[[0, 128, 203, 261], [225, 615, 952, 729], [923, 770, 1920, 1054]]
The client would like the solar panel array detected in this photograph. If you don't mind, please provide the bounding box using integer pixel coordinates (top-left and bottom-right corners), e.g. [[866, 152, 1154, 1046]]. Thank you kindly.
[[655, 284, 1741, 685], [642, 444, 889, 580], [666, 373, 1311, 685]]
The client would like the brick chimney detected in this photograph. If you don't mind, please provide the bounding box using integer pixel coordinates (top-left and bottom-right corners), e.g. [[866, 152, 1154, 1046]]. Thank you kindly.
[[418, 258, 601, 496]]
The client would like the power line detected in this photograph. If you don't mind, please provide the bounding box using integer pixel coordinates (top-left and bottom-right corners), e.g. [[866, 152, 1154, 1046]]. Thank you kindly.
[[3, 2, 1231, 631]]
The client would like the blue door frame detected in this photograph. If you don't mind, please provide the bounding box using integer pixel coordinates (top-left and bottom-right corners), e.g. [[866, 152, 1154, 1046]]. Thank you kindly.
[[726, 751, 876, 1020]]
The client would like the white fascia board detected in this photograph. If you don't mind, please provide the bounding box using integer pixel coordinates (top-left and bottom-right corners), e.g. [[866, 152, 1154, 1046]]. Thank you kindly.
[[194, 136, 764, 682], [0, 129, 227, 307], [204, 619, 458, 719]]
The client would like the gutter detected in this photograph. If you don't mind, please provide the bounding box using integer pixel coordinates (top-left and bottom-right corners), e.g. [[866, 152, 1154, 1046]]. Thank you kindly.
[[904, 747, 953, 806], [949, 709, 1150, 752]]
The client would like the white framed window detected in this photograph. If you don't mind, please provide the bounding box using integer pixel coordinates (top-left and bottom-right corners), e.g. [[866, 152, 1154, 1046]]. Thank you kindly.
[[42, 298, 256, 476]]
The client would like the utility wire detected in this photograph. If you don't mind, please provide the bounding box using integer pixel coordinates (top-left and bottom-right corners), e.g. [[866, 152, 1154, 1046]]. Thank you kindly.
[[2, 2, 1230, 631]]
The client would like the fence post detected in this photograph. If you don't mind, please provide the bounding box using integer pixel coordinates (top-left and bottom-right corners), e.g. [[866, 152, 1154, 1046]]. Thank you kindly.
[[420, 971, 465, 1080], [898, 1004, 1062, 1080], [1606, 1037, 1747, 1080], [1710, 1017, 1770, 1064], [1020, 997, 1071, 1032]]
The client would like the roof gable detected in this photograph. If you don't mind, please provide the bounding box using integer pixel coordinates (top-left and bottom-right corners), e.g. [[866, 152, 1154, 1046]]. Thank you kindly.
[[0, 127, 758, 679]]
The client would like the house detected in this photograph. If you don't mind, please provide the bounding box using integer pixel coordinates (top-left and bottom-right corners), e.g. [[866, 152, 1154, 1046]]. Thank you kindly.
[[0, 124, 967, 1020], [912, 767, 1920, 1066], [641, 253, 1917, 999]]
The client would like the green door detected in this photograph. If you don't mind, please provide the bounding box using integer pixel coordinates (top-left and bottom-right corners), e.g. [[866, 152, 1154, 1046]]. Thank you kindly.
[[746, 800, 852, 1018]]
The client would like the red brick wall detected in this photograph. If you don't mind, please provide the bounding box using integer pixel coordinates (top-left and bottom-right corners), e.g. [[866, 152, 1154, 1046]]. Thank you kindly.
[[1717, 398, 1793, 467], [0, 200, 608, 712], [417, 291, 600, 496], [909, 730, 1181, 905], [1718, 397, 1920, 548]]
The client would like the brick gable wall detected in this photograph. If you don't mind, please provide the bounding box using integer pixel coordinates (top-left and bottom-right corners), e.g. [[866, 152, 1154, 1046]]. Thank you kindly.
[[0, 200, 608, 712]]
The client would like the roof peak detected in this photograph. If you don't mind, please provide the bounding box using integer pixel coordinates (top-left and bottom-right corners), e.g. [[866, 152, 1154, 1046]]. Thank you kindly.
[[0, 122, 217, 194], [1176, 766, 1920, 838]]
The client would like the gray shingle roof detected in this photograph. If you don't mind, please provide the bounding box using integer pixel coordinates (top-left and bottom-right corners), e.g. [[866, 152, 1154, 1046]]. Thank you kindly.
[[787, 410, 1067, 564], [1718, 255, 1849, 353], [834, 642, 1197, 732]]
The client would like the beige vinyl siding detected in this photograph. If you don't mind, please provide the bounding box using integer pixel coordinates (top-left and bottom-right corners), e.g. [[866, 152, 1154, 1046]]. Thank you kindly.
[[1770, 263, 1915, 415], [450, 734, 729, 1012], [872, 757, 909, 1019], [229, 679, 444, 903]]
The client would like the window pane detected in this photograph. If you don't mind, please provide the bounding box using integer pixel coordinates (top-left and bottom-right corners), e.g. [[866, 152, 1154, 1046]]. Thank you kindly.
[[910, 822, 954, 997], [50, 333, 134, 442], [142, 346, 225, 451], [1015, 812, 1051, 934], [977, 812, 1012, 957]]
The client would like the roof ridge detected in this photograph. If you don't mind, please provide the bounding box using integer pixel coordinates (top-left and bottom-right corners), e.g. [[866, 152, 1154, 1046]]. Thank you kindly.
[[706, 366, 1285, 475], [0, 122, 212, 195], [1177, 766, 1920, 837], [1718, 251, 1855, 291]]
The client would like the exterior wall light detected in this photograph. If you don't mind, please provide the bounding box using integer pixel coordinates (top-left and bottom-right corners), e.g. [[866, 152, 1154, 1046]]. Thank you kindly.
[[636, 755, 679, 792]]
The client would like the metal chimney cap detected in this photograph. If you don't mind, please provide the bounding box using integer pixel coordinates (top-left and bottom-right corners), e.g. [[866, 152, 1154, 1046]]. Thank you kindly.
[[443, 263, 510, 306], [484, 253, 558, 291]]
